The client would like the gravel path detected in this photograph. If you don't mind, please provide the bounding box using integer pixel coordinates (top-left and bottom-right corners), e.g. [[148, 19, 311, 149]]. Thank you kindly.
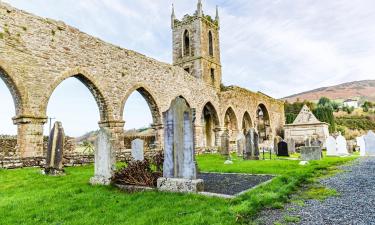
[[256, 157, 375, 225]]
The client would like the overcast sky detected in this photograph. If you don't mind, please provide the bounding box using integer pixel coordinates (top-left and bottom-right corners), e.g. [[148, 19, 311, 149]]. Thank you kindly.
[[1, 0, 375, 136]]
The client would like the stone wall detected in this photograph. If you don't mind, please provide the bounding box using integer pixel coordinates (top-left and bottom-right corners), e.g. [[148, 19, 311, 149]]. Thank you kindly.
[[0, 2, 285, 160]]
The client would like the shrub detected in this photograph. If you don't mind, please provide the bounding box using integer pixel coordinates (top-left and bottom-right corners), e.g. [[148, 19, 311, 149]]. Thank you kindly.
[[112, 151, 164, 187]]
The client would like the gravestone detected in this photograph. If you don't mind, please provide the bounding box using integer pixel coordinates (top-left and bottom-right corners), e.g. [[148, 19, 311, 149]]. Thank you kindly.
[[157, 97, 203, 193], [220, 131, 230, 157], [287, 138, 296, 154], [90, 127, 115, 185], [364, 131, 375, 156], [236, 133, 245, 157], [336, 134, 349, 155], [356, 136, 366, 156], [45, 121, 65, 175], [244, 128, 259, 160], [277, 140, 289, 157], [131, 138, 144, 161], [301, 146, 322, 160], [304, 136, 312, 147], [273, 136, 282, 154], [326, 136, 337, 156], [311, 137, 321, 147]]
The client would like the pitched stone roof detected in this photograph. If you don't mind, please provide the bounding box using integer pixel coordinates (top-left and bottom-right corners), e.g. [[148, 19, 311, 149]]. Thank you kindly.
[[293, 105, 322, 124]]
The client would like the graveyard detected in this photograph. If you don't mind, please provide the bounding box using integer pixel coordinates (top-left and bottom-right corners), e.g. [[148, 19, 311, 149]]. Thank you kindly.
[[0, 153, 357, 225], [1, 1, 375, 225]]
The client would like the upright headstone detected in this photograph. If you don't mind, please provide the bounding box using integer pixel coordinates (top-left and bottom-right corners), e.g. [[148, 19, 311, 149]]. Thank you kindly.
[[157, 97, 203, 193], [236, 133, 245, 157], [364, 131, 375, 156], [326, 136, 337, 156], [336, 134, 349, 155], [304, 136, 312, 147], [356, 136, 366, 156], [301, 146, 322, 160], [220, 131, 230, 157], [277, 140, 289, 157], [311, 137, 321, 147], [90, 127, 115, 185], [287, 138, 296, 154], [273, 136, 282, 154], [244, 128, 259, 160], [131, 138, 144, 161], [45, 121, 65, 175]]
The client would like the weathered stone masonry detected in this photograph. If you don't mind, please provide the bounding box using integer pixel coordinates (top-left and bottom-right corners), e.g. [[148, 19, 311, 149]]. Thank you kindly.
[[0, 2, 284, 164]]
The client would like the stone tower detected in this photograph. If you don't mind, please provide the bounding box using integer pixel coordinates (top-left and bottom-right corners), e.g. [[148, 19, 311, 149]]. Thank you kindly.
[[172, 1, 222, 91]]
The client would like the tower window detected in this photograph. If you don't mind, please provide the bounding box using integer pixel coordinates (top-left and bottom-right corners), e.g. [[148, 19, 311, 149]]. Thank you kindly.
[[208, 31, 213, 56], [183, 30, 190, 57], [210, 68, 215, 84]]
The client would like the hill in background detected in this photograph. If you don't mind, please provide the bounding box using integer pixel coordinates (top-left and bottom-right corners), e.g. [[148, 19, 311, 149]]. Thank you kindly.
[[282, 80, 375, 103]]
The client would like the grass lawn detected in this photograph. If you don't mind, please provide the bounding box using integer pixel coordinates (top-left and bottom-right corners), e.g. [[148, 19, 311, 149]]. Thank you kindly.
[[0, 154, 357, 225]]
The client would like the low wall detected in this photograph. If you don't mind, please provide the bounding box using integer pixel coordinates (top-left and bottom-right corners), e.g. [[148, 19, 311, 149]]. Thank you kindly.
[[0, 136, 161, 169]]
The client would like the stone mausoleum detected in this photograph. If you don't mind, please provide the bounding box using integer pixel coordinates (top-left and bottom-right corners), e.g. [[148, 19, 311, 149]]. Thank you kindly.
[[284, 105, 329, 146], [0, 1, 285, 167]]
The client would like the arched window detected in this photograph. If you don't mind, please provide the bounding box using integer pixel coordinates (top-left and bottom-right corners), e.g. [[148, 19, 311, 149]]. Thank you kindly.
[[183, 30, 190, 56], [208, 31, 213, 56]]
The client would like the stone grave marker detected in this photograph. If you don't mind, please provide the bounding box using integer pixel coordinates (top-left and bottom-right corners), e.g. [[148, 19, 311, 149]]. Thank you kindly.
[[326, 136, 337, 156], [277, 140, 289, 157], [301, 146, 322, 160], [131, 138, 144, 161], [157, 97, 203, 193], [220, 130, 230, 157], [364, 131, 375, 156], [356, 136, 366, 156], [273, 136, 282, 153], [45, 121, 65, 175], [90, 127, 115, 185], [244, 128, 259, 160], [287, 138, 296, 154], [236, 133, 245, 157], [336, 134, 349, 155]]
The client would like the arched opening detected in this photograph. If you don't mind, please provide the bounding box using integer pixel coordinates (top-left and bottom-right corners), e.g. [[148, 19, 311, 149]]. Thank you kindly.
[[183, 30, 190, 57], [242, 111, 252, 135], [122, 87, 161, 159], [208, 31, 214, 56], [201, 102, 219, 148], [256, 104, 270, 142], [224, 107, 238, 150], [0, 71, 17, 135], [45, 74, 105, 159]]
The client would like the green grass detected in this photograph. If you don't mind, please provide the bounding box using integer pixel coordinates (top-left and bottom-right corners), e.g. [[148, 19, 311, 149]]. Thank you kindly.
[[0, 154, 357, 225]]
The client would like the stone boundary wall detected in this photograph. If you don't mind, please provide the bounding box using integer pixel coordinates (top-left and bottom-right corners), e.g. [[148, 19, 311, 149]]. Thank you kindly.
[[0, 136, 162, 169]]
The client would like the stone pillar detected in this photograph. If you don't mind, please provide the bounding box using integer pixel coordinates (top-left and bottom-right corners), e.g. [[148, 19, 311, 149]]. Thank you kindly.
[[98, 120, 125, 153], [214, 127, 226, 147], [13, 116, 47, 158], [151, 123, 164, 150], [194, 125, 203, 148]]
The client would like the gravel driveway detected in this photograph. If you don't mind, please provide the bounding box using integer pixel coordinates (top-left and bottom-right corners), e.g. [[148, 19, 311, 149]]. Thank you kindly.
[[255, 157, 375, 225]]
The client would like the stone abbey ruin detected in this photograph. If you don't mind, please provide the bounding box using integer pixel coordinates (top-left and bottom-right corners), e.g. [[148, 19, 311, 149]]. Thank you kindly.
[[0, 1, 284, 168]]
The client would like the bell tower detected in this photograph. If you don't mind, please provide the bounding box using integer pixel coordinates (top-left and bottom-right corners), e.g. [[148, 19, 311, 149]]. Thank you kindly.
[[171, 1, 222, 91]]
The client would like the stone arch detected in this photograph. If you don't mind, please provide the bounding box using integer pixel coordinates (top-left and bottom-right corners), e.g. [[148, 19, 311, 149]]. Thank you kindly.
[[256, 103, 271, 142], [43, 69, 109, 121], [224, 106, 238, 142], [121, 84, 162, 126], [201, 102, 219, 147], [242, 111, 252, 135], [0, 64, 25, 115], [208, 30, 213, 56], [182, 29, 191, 57]]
